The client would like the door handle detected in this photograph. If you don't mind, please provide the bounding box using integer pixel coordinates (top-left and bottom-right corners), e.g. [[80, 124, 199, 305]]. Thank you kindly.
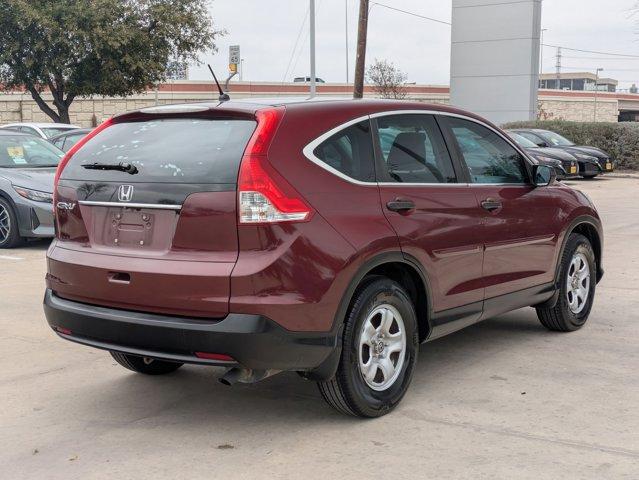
[[386, 199, 415, 212], [481, 198, 502, 212]]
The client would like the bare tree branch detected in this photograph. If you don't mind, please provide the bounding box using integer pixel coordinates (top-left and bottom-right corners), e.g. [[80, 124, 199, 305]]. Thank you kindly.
[[366, 59, 408, 100]]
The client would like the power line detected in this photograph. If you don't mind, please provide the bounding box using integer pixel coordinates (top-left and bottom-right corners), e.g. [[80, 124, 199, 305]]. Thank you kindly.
[[542, 43, 639, 59], [562, 55, 639, 61], [281, 5, 310, 85], [370, 2, 451, 25]]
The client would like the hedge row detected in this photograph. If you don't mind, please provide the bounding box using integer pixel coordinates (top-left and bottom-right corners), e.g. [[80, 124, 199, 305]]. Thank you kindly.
[[502, 120, 639, 170]]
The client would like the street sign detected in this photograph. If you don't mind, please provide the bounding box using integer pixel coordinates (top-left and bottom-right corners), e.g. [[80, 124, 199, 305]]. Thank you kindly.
[[229, 45, 240, 66]]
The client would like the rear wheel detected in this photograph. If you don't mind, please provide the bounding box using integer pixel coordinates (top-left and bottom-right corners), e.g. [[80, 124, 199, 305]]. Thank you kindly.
[[0, 198, 24, 249], [318, 277, 419, 417], [536, 233, 596, 332], [110, 352, 183, 375]]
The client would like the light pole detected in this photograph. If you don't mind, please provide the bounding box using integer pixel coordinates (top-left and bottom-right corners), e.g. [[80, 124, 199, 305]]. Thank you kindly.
[[594, 67, 603, 122], [345, 0, 349, 84], [309, 0, 316, 98], [539, 28, 547, 85]]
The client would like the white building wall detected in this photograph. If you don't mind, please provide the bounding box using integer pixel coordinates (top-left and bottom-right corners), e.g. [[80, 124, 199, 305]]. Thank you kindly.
[[450, 0, 542, 124]]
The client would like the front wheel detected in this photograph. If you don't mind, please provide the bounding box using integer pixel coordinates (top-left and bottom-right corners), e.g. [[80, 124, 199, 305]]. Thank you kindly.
[[536, 233, 596, 332], [110, 352, 183, 375], [0, 198, 24, 249], [318, 277, 419, 417]]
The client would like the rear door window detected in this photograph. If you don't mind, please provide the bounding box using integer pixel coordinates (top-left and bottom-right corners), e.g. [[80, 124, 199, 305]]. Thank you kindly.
[[375, 114, 457, 183], [63, 118, 256, 184]]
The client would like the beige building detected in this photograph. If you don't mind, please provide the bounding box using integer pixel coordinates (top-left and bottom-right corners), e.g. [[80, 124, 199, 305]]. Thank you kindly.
[[0, 80, 634, 127]]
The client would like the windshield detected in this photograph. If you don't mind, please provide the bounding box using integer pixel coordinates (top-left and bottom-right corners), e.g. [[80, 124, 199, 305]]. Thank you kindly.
[[541, 131, 574, 146], [63, 118, 256, 183], [508, 132, 539, 148], [0, 135, 64, 167], [41, 127, 78, 139]]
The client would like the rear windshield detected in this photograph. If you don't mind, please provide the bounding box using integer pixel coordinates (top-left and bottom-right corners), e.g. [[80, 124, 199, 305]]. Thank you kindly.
[[63, 118, 256, 183]]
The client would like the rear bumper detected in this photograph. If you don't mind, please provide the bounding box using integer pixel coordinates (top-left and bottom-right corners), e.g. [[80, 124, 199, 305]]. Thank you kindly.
[[43, 289, 337, 371]]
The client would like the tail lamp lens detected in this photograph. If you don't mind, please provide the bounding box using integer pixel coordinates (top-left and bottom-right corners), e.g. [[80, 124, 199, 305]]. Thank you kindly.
[[238, 156, 311, 224], [238, 107, 312, 224]]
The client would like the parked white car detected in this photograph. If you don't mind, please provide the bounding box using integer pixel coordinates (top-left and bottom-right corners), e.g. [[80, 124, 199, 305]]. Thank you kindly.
[[0, 122, 80, 140]]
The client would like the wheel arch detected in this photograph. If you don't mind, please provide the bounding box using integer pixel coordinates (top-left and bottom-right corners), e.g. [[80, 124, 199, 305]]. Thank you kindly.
[[308, 251, 433, 381], [565, 217, 603, 283]]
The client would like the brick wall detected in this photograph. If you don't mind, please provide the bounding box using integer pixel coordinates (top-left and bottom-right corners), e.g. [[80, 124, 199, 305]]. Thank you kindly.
[[0, 83, 625, 127], [538, 97, 618, 123]]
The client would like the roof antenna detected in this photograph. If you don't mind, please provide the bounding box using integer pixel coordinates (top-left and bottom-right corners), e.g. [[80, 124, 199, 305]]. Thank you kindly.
[[208, 64, 230, 102]]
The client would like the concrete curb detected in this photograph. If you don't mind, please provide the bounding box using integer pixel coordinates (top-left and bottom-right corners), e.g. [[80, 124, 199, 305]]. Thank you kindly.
[[606, 171, 639, 179]]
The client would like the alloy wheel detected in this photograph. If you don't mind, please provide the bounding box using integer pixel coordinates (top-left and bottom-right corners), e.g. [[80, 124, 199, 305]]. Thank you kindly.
[[357, 304, 406, 391], [566, 252, 590, 314], [0, 204, 10, 244]]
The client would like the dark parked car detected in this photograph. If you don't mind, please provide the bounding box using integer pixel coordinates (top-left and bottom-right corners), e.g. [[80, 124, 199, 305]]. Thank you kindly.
[[44, 100, 603, 417], [512, 129, 613, 178], [0, 131, 62, 248], [50, 128, 91, 152], [507, 130, 578, 179]]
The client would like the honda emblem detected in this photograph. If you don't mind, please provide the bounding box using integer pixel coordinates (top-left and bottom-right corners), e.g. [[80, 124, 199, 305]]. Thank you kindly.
[[118, 185, 134, 202]]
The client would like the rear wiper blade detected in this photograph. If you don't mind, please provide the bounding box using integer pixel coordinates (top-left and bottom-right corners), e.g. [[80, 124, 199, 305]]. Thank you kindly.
[[82, 162, 138, 174]]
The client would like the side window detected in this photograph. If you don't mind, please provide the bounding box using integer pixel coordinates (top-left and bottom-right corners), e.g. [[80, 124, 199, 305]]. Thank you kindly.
[[447, 118, 528, 184], [518, 131, 545, 147], [312, 120, 375, 182], [52, 138, 65, 150], [375, 114, 456, 183], [21, 126, 39, 136]]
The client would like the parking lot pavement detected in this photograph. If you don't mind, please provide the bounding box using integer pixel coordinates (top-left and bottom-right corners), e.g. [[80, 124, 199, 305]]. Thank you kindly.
[[1, 177, 638, 479]]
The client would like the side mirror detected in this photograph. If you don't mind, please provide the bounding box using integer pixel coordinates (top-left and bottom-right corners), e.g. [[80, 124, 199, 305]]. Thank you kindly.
[[533, 164, 556, 187]]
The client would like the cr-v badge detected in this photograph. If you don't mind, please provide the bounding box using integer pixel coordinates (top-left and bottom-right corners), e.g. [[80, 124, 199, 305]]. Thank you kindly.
[[118, 185, 134, 202]]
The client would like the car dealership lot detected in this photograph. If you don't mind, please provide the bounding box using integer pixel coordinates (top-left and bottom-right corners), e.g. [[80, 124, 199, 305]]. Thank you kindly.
[[1, 177, 638, 479]]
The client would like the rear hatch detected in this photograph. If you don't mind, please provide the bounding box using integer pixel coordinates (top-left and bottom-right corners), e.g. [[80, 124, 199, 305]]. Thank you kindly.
[[49, 109, 256, 318]]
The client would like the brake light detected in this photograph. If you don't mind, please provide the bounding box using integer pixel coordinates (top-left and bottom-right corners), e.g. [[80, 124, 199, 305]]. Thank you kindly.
[[238, 107, 313, 224], [54, 118, 114, 191]]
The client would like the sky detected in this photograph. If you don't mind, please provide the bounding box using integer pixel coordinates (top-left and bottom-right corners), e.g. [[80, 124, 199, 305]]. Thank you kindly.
[[190, 0, 639, 90]]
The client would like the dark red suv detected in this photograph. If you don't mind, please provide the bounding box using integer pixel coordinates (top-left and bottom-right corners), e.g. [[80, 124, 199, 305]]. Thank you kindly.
[[44, 99, 603, 417]]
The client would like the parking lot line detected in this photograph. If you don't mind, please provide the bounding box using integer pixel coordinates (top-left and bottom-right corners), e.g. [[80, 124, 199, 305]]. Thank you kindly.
[[0, 255, 24, 261]]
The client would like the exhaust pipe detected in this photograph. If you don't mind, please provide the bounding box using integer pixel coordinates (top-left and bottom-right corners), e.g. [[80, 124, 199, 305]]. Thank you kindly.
[[219, 367, 281, 386]]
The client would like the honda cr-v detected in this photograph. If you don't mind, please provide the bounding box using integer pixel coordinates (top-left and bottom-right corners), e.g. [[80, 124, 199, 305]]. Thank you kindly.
[[44, 99, 603, 417]]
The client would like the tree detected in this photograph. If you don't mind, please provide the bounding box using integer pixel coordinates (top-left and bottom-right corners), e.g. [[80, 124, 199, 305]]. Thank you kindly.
[[366, 59, 408, 99], [0, 0, 223, 123]]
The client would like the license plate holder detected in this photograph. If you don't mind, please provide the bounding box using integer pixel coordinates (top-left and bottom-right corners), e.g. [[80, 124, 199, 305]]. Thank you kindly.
[[108, 209, 154, 247]]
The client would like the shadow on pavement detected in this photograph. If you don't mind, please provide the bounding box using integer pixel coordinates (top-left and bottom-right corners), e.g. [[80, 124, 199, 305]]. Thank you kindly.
[[65, 309, 549, 425]]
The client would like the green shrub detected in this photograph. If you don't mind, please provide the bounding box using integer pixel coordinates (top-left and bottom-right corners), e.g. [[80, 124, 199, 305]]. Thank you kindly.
[[502, 120, 639, 170]]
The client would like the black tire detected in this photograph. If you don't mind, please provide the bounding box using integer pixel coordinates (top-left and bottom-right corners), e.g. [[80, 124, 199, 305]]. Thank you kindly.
[[581, 174, 597, 179], [536, 233, 596, 332], [0, 197, 24, 249], [110, 351, 183, 375], [318, 277, 419, 417]]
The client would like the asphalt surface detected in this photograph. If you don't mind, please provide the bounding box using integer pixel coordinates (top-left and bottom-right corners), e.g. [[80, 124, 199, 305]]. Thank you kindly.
[[1, 177, 638, 479]]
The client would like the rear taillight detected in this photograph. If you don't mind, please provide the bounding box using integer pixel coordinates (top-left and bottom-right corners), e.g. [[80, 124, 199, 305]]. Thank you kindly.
[[54, 118, 114, 204], [238, 108, 313, 224]]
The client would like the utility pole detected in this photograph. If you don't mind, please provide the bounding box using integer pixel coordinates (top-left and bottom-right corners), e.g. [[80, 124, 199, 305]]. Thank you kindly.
[[309, 0, 317, 98], [555, 46, 562, 89], [594, 67, 603, 122], [353, 0, 369, 98], [345, 0, 349, 84]]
